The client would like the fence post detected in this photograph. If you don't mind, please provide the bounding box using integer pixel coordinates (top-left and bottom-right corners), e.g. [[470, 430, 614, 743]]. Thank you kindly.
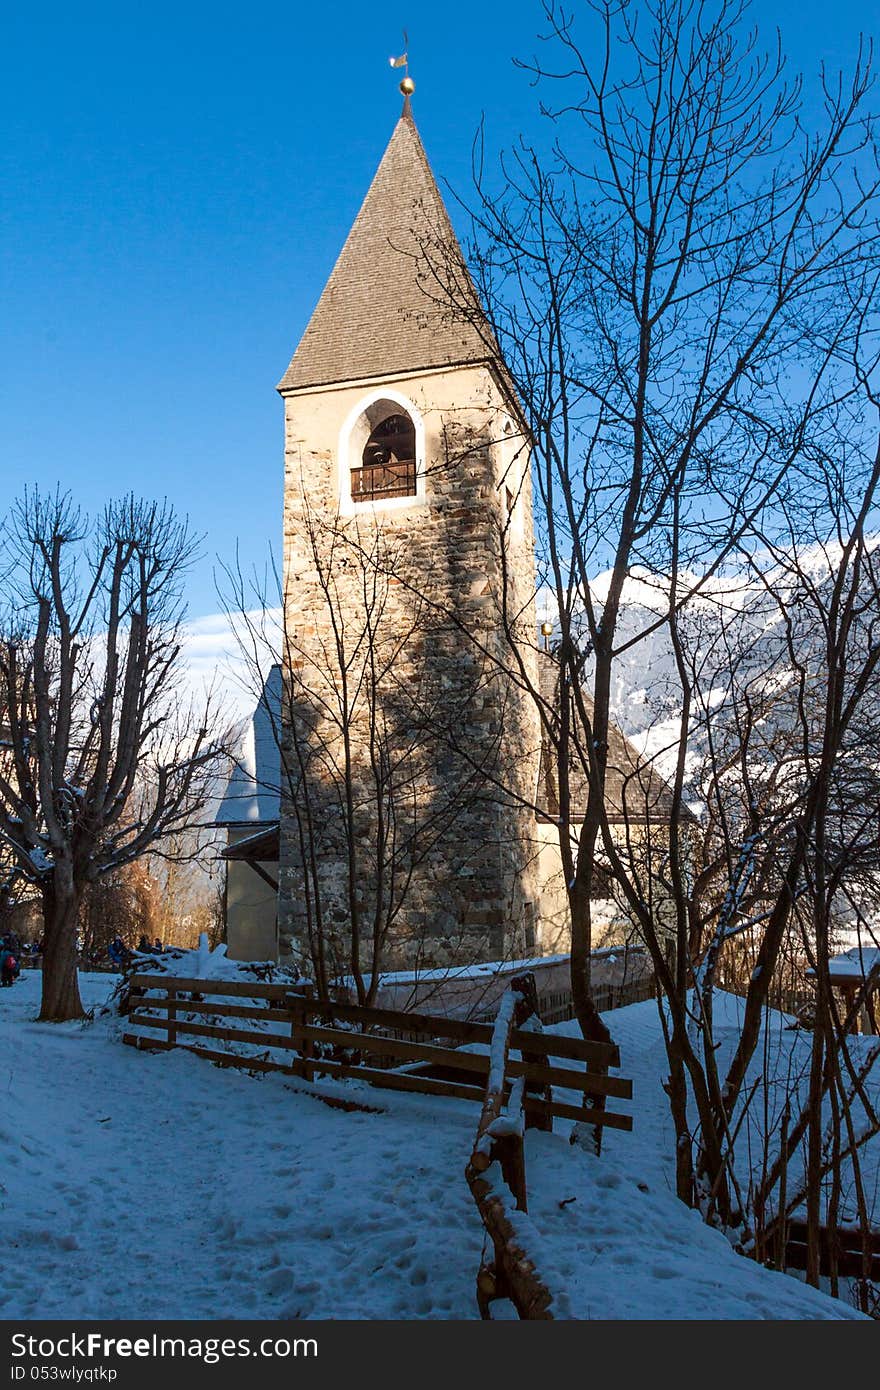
[[471, 984, 533, 1211], [288, 986, 315, 1082], [495, 1132, 528, 1213], [166, 987, 178, 1049], [511, 973, 553, 1133], [467, 982, 558, 1319]]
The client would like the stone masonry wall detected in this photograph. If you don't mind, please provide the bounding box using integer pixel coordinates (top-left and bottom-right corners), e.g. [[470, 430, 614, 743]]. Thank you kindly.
[[278, 363, 542, 979]]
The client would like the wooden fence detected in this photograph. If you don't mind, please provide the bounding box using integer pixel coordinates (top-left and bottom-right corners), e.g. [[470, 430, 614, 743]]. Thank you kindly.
[[467, 978, 558, 1318], [783, 1220, 880, 1281], [122, 972, 633, 1133], [124, 970, 634, 1320], [536, 976, 657, 1025], [463, 973, 633, 1318]]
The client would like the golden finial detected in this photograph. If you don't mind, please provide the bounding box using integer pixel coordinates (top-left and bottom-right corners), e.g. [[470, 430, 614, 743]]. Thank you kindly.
[[389, 31, 414, 99]]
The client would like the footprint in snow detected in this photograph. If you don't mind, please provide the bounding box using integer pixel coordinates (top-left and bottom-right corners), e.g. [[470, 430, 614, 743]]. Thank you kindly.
[[264, 1266, 296, 1295]]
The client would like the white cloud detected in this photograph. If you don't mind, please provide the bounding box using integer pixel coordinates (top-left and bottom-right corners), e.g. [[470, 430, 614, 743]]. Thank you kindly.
[[180, 607, 282, 721]]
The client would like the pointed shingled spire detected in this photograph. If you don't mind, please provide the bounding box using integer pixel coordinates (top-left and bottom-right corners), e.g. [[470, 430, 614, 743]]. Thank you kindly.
[[278, 109, 494, 394]]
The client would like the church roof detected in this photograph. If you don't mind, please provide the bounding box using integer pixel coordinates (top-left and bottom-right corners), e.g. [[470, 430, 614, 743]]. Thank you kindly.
[[215, 665, 282, 827], [278, 101, 495, 394], [537, 655, 690, 825]]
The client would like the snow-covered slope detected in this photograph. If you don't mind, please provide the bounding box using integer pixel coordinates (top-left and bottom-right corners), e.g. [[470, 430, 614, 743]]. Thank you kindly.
[[0, 972, 865, 1320]]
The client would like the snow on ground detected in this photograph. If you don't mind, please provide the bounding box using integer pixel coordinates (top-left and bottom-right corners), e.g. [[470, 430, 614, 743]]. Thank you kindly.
[[594, 990, 880, 1230], [0, 972, 866, 1320]]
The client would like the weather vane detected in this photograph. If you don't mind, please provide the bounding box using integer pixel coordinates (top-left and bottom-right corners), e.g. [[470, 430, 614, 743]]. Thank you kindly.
[[389, 30, 415, 97]]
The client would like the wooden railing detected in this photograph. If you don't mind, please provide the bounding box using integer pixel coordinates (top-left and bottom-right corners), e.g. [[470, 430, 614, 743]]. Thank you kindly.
[[122, 972, 632, 1131], [536, 976, 656, 1025], [465, 973, 632, 1320], [466, 978, 556, 1318], [350, 458, 416, 502], [124, 970, 633, 1321]]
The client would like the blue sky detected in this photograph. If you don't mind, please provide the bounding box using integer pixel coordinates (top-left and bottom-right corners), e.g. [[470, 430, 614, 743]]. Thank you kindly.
[[2, 0, 876, 619]]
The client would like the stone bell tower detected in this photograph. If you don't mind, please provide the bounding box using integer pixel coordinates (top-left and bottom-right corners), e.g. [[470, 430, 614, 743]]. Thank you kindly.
[[276, 88, 541, 976]]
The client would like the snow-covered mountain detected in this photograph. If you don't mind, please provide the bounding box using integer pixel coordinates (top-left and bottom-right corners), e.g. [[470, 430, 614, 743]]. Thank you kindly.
[[553, 541, 880, 786]]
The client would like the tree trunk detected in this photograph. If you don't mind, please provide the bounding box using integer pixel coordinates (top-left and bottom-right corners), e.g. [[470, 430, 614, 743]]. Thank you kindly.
[[665, 1048, 694, 1205], [568, 877, 612, 1032], [39, 879, 86, 1022]]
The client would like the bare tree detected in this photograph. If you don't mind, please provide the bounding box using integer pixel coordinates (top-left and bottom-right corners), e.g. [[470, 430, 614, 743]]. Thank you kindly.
[[731, 384, 880, 1288], [146, 832, 227, 951], [409, 0, 880, 1255], [0, 491, 229, 1021]]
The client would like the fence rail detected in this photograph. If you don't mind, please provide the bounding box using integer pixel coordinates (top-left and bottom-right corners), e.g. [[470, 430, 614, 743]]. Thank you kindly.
[[536, 976, 656, 1025], [783, 1220, 880, 1280], [123, 972, 632, 1132]]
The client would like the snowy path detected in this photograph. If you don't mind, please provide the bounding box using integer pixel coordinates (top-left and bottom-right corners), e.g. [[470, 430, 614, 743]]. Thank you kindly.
[[0, 973, 864, 1320], [0, 973, 486, 1319]]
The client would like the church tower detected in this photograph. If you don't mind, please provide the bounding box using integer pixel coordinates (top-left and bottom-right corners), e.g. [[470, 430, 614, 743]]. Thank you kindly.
[[277, 90, 541, 978]]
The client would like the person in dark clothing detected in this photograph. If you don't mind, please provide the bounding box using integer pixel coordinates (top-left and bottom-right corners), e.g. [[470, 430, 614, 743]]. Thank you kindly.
[[0, 938, 21, 987], [108, 936, 130, 968]]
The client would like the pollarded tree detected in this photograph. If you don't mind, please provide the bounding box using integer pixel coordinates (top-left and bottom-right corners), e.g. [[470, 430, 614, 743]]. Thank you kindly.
[[0, 491, 229, 1021]]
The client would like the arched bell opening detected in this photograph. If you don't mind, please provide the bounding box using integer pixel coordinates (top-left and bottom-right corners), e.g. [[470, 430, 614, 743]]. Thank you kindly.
[[348, 401, 418, 503]]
